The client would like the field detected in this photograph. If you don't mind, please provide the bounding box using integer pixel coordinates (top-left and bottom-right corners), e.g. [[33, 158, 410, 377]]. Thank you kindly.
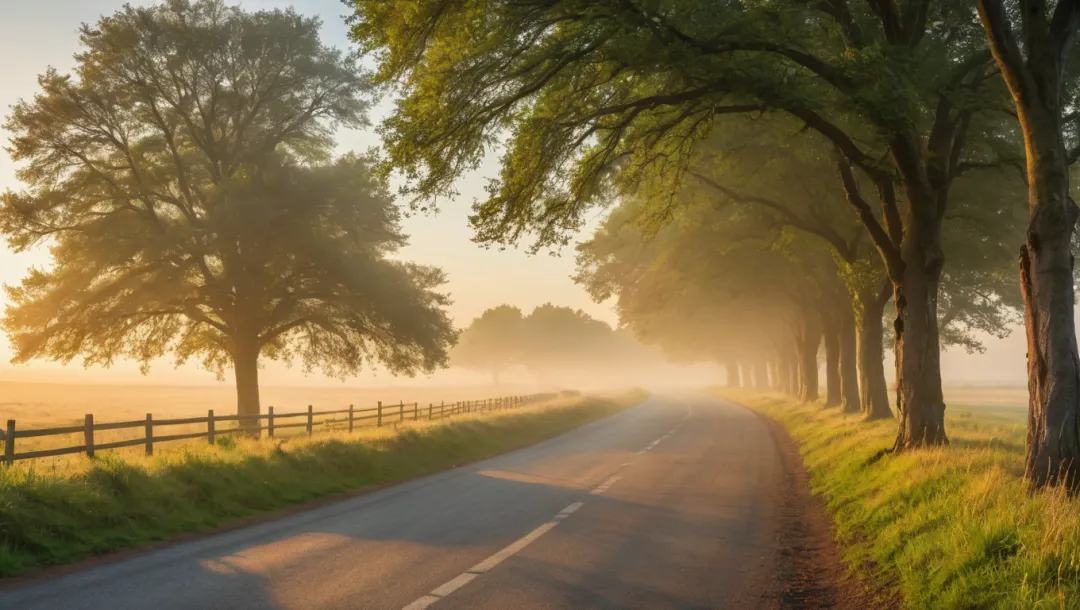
[[0, 389, 646, 576], [0, 381, 555, 459], [0, 381, 549, 429], [717, 386, 1080, 610]]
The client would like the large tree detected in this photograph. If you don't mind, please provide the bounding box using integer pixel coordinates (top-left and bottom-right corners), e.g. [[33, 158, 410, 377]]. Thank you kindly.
[[978, 0, 1080, 490], [1, 0, 456, 423], [520, 303, 614, 385], [452, 305, 525, 384], [348, 0, 1010, 449]]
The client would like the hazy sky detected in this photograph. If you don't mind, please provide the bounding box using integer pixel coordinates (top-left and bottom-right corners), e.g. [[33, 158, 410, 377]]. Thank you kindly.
[[0, 0, 1030, 387]]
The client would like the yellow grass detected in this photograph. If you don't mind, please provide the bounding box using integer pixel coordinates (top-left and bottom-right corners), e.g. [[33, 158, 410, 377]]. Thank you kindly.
[[0, 381, 557, 456], [716, 387, 1080, 610]]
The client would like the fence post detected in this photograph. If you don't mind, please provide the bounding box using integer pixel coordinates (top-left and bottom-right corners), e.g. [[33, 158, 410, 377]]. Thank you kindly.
[[84, 414, 95, 459], [400, 400, 405, 423], [207, 410, 215, 445], [428, 403, 433, 420], [4, 420, 14, 465], [348, 404, 354, 433], [307, 405, 314, 436], [413, 402, 418, 421], [145, 413, 154, 456], [441, 400, 445, 418], [268, 406, 275, 438], [377, 401, 383, 427]]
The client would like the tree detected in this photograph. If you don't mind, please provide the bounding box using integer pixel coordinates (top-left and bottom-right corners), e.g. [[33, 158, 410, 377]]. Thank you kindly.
[[347, 0, 1011, 449], [1, 1, 456, 423], [519, 304, 613, 386], [452, 305, 524, 384], [978, 0, 1080, 490], [576, 196, 830, 404]]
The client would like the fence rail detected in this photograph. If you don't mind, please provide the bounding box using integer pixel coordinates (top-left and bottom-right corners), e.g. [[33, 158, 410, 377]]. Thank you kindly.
[[1, 393, 558, 465]]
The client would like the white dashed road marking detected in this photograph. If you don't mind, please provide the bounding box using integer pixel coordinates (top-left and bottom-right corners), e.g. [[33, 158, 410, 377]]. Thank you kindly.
[[401, 402, 694, 609]]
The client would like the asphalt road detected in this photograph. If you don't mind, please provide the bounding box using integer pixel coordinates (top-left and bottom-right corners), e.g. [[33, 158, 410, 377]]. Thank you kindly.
[[0, 394, 786, 610]]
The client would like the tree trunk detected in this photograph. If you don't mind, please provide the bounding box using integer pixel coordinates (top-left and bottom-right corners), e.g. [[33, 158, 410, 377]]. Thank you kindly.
[[837, 300, 861, 414], [777, 353, 792, 395], [979, 0, 1080, 492], [798, 313, 821, 403], [233, 337, 261, 435], [725, 360, 741, 388], [788, 354, 799, 397], [857, 285, 893, 420], [823, 325, 841, 407], [753, 360, 769, 391], [892, 226, 947, 450]]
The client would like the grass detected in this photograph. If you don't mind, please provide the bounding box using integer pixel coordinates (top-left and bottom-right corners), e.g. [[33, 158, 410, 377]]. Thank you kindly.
[[0, 381, 548, 453], [0, 390, 646, 577], [716, 388, 1080, 610]]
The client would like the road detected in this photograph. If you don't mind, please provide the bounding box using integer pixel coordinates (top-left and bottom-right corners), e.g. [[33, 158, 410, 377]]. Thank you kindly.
[[0, 394, 788, 610]]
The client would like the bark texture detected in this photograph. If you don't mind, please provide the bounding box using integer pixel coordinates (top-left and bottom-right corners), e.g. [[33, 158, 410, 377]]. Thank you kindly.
[[837, 301, 861, 414], [823, 326, 841, 407], [797, 313, 822, 403], [857, 284, 894, 420], [233, 337, 262, 435], [979, 0, 1080, 489], [892, 234, 948, 450]]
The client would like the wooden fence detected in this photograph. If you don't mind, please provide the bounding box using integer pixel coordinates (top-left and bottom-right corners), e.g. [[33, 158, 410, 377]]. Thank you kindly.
[[1, 393, 558, 465]]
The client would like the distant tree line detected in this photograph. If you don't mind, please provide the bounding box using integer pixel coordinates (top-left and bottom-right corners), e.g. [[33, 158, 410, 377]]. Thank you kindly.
[[452, 304, 662, 387]]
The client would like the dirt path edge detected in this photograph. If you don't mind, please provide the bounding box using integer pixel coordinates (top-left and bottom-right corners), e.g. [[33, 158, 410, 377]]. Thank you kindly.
[[754, 409, 904, 610]]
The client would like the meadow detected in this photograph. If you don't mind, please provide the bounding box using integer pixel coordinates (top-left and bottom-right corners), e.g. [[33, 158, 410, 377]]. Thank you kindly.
[[0, 389, 645, 576], [0, 381, 551, 458], [718, 386, 1080, 610]]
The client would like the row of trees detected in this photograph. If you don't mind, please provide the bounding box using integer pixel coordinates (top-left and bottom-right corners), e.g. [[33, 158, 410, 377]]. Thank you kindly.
[[453, 304, 662, 386], [347, 0, 1080, 491], [575, 115, 1025, 421]]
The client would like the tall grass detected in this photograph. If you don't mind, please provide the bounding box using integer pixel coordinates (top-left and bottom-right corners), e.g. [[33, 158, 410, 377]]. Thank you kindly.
[[718, 389, 1080, 610], [0, 391, 645, 577]]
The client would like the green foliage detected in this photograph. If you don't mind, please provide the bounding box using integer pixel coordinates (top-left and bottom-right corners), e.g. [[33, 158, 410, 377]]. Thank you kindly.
[[576, 195, 816, 364], [455, 303, 661, 384], [452, 305, 525, 381], [0, 391, 644, 576], [347, 0, 999, 250], [1, 1, 455, 404], [721, 389, 1080, 609]]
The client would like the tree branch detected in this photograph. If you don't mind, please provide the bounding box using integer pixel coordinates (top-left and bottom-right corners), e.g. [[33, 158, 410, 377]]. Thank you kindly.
[[837, 160, 905, 280], [690, 171, 857, 261]]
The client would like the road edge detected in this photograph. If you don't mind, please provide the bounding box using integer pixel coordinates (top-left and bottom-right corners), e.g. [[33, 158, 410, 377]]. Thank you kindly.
[[0, 390, 650, 590], [748, 405, 903, 610]]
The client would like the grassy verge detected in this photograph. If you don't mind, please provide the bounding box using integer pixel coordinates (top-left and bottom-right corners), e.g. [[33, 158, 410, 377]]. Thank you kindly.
[[715, 388, 1080, 610], [0, 390, 646, 577]]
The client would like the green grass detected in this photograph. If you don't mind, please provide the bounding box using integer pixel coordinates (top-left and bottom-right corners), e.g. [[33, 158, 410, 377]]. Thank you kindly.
[[0, 390, 646, 577], [716, 388, 1080, 610]]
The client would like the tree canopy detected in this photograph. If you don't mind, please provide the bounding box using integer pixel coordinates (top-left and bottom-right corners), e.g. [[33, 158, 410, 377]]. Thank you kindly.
[[1, 0, 456, 419], [451, 305, 524, 384], [347, 0, 1017, 449]]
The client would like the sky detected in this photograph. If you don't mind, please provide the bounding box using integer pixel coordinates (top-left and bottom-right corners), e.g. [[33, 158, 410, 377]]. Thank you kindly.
[[0, 0, 1031, 387]]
